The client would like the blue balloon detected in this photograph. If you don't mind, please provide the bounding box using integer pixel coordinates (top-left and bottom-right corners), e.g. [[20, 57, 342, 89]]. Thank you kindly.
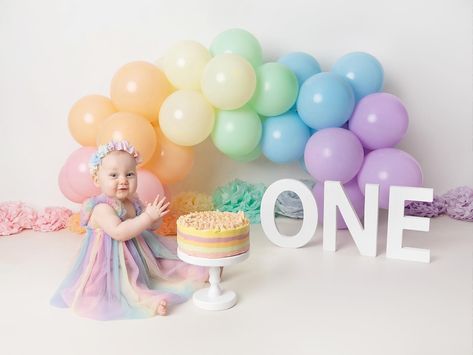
[[298, 156, 308, 173], [278, 52, 322, 87], [261, 111, 311, 163], [332, 52, 384, 101], [296, 72, 355, 130]]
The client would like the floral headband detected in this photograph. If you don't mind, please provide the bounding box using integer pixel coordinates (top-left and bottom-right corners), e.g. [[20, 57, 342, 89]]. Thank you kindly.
[[89, 140, 142, 175]]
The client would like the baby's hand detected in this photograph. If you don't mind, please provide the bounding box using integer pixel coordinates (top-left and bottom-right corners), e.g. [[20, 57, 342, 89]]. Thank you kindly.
[[144, 195, 170, 222]]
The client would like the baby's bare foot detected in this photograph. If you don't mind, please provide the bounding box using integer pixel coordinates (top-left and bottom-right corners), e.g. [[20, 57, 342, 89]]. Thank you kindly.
[[157, 299, 167, 316]]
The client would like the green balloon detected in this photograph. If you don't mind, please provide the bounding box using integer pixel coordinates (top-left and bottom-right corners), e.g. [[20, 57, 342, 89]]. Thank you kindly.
[[250, 62, 299, 117], [227, 145, 262, 162], [211, 107, 262, 156], [210, 28, 263, 68]]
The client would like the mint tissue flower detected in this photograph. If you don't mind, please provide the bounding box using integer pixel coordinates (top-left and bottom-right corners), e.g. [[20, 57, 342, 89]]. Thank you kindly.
[[213, 179, 266, 224]]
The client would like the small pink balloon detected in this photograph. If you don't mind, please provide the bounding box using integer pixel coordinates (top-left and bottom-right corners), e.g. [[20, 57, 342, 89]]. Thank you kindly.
[[58, 165, 85, 203], [136, 169, 165, 205], [312, 178, 365, 230], [65, 147, 101, 198]]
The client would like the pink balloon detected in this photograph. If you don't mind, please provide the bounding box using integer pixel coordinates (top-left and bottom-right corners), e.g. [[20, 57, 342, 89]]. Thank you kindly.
[[312, 178, 365, 230], [64, 147, 101, 198], [136, 169, 165, 205], [58, 165, 85, 203]]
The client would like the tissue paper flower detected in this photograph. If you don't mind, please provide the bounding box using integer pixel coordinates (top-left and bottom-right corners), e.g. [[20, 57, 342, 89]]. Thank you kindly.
[[33, 207, 73, 232], [275, 179, 315, 219], [67, 213, 86, 234], [0, 202, 73, 235], [171, 191, 214, 214], [405, 196, 447, 218], [155, 210, 182, 237], [442, 186, 473, 221], [213, 179, 266, 224], [0, 202, 37, 236]]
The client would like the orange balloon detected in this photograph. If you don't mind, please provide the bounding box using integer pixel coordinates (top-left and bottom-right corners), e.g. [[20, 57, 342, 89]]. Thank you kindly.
[[68, 95, 117, 146], [110, 61, 173, 122], [96, 112, 158, 166], [144, 126, 194, 184]]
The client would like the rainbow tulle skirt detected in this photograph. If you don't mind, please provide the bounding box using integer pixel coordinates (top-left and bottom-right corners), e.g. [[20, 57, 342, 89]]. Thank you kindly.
[[51, 229, 208, 320]]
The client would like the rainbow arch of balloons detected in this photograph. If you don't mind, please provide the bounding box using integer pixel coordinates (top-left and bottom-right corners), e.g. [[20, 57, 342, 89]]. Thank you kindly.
[[59, 28, 422, 217]]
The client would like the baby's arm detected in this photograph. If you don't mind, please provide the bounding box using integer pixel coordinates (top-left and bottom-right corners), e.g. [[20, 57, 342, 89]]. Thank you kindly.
[[91, 203, 153, 241], [149, 218, 162, 231]]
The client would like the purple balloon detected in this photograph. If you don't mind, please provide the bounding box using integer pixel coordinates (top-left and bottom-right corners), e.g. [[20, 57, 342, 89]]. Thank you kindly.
[[349, 93, 408, 150], [357, 148, 423, 209], [312, 178, 365, 230], [304, 128, 364, 183]]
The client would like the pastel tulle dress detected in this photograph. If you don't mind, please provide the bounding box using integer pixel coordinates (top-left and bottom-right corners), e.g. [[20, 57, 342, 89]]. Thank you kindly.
[[51, 194, 208, 320]]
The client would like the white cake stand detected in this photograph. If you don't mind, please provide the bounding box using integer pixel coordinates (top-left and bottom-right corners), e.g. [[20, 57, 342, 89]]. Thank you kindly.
[[177, 249, 249, 311]]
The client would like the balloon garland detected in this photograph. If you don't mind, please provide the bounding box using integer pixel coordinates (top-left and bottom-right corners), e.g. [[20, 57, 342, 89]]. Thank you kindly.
[[60, 28, 423, 219]]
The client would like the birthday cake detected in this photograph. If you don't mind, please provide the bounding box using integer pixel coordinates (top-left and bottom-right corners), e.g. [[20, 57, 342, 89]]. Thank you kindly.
[[176, 211, 250, 258]]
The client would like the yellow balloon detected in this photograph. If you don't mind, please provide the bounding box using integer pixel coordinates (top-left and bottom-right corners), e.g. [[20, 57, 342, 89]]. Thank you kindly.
[[68, 95, 116, 146], [110, 61, 173, 122], [159, 90, 215, 146], [163, 41, 211, 90], [201, 53, 256, 110], [96, 112, 158, 166]]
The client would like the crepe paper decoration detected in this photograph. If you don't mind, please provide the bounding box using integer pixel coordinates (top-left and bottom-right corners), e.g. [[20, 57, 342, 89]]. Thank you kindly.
[[274, 179, 315, 219], [404, 186, 473, 221], [213, 179, 266, 224], [67, 213, 86, 234], [33, 207, 73, 232], [0, 202, 73, 236], [442, 186, 473, 221], [0, 202, 37, 236], [404, 196, 447, 218], [171, 191, 214, 214], [155, 210, 182, 237]]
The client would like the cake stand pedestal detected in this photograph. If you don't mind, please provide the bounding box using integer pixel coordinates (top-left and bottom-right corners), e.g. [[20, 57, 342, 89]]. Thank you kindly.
[[177, 250, 249, 311]]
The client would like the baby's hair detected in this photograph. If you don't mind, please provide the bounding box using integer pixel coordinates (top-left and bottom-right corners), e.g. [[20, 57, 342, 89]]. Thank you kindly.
[[89, 140, 141, 176]]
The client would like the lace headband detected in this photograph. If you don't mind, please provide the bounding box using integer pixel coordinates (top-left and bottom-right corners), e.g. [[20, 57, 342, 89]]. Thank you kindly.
[[89, 140, 141, 175]]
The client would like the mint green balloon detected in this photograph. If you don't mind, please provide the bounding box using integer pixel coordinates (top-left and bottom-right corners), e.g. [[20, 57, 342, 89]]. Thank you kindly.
[[227, 145, 262, 162], [211, 107, 262, 156], [210, 28, 263, 68], [250, 63, 299, 117]]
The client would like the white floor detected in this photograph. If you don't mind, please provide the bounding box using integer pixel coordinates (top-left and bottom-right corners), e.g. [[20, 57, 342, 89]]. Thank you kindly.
[[0, 215, 471, 355]]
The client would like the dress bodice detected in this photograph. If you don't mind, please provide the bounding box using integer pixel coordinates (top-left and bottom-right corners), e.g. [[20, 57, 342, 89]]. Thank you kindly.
[[80, 194, 144, 227]]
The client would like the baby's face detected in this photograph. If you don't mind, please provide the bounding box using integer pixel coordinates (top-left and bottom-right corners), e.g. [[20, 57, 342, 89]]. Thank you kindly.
[[94, 151, 138, 201]]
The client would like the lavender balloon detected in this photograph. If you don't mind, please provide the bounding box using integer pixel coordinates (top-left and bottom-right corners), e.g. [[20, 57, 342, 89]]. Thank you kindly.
[[312, 178, 365, 230], [304, 128, 364, 183], [349, 93, 409, 150], [357, 148, 423, 209]]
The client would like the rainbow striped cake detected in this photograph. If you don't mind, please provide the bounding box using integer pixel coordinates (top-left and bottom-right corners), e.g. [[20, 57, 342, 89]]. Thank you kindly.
[[176, 211, 250, 259]]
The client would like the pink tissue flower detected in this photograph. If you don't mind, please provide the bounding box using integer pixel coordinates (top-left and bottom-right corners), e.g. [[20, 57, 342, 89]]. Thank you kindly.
[[0, 202, 37, 236], [33, 207, 73, 232]]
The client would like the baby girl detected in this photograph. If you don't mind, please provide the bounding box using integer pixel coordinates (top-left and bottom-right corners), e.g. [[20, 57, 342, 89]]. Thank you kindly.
[[51, 140, 208, 320]]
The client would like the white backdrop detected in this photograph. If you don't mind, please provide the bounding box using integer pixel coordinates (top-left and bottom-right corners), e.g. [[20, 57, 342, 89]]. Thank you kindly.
[[0, 0, 471, 210]]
